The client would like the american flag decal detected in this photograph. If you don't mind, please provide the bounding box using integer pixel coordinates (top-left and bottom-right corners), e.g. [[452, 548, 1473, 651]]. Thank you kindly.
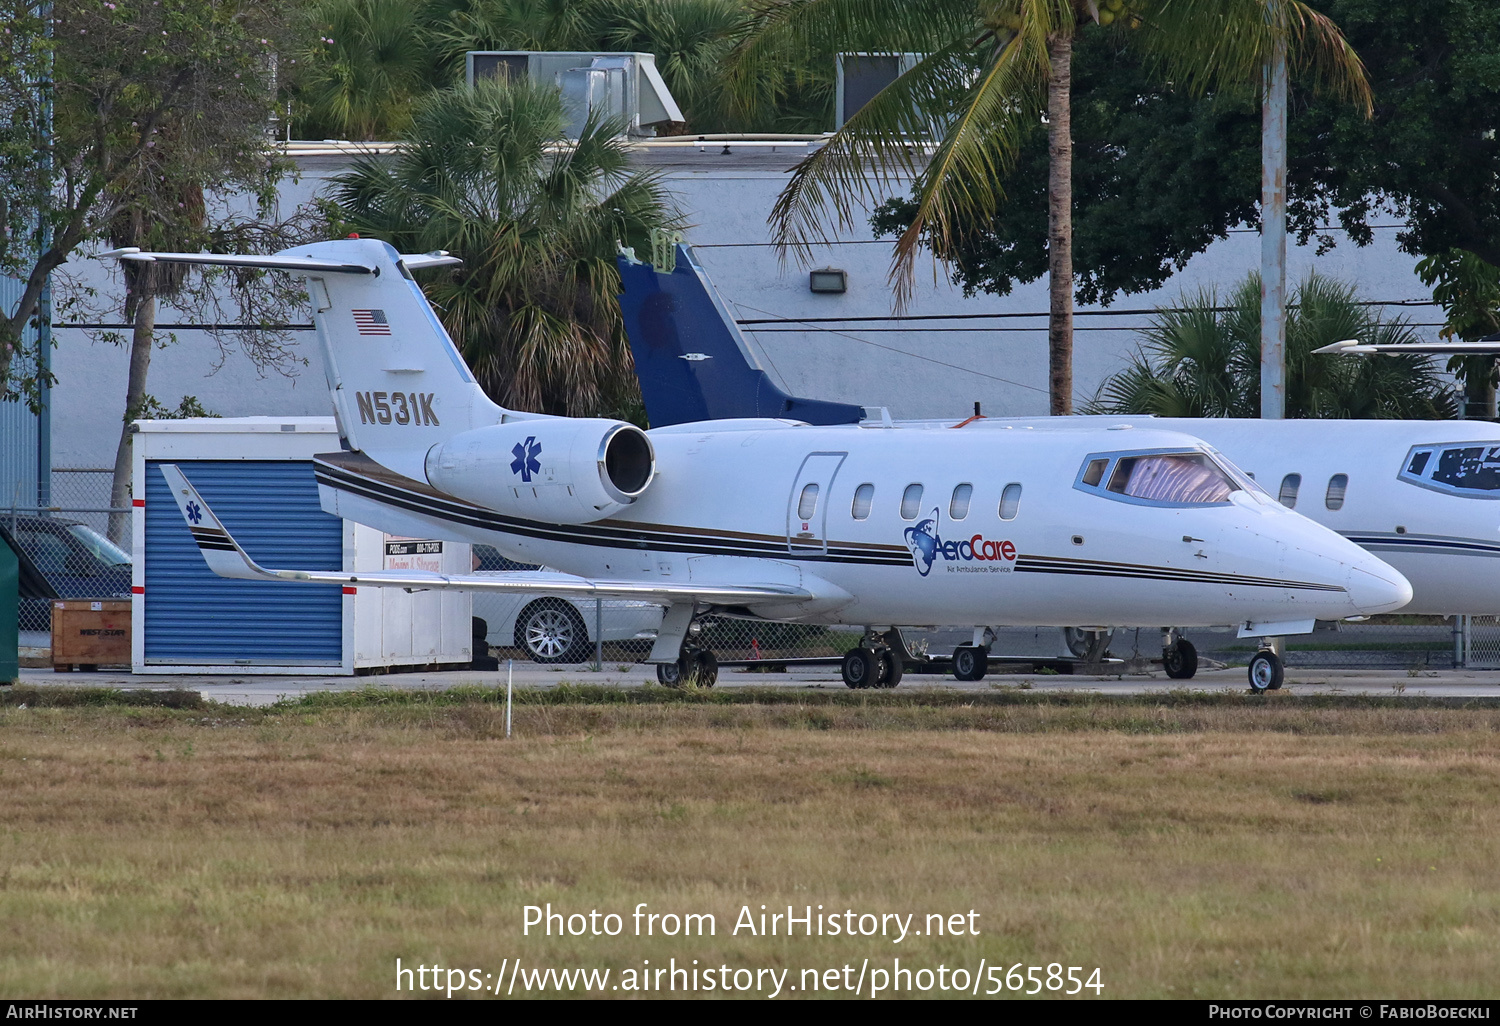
[[351, 309, 391, 335]]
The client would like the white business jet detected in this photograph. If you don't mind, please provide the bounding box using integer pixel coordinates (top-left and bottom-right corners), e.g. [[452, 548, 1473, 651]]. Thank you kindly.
[[104, 239, 1411, 692], [616, 244, 1500, 679]]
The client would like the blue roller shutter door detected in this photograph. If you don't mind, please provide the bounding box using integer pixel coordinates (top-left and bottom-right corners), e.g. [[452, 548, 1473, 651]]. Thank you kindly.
[[143, 460, 344, 664]]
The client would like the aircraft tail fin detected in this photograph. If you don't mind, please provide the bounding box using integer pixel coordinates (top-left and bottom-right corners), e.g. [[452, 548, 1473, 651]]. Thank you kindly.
[[617, 244, 864, 428], [106, 239, 511, 481]]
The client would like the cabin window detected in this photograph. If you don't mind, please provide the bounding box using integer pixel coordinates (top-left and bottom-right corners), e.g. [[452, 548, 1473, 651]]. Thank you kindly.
[[998, 483, 1022, 521], [1325, 474, 1348, 511], [1277, 473, 1301, 508], [1081, 459, 1108, 487], [900, 484, 923, 520], [851, 483, 874, 520], [796, 483, 819, 521], [949, 483, 973, 520]]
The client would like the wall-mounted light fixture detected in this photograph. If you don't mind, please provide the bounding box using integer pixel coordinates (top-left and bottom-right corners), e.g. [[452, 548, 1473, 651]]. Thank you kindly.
[[808, 268, 847, 294]]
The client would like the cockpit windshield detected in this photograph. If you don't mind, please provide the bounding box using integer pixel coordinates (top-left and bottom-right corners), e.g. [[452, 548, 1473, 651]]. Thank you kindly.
[[1399, 443, 1500, 498], [1075, 450, 1240, 507]]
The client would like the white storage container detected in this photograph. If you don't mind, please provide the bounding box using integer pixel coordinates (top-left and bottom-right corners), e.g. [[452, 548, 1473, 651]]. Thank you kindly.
[[132, 417, 470, 674]]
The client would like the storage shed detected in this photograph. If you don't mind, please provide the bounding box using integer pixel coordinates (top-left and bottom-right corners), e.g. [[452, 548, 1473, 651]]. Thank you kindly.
[[132, 418, 470, 674]]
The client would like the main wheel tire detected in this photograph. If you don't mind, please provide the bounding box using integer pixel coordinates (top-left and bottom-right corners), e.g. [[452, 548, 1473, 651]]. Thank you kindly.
[[1248, 650, 1284, 693], [656, 659, 683, 687], [515, 601, 588, 663], [1162, 638, 1199, 680], [877, 649, 903, 689], [691, 649, 718, 688], [841, 647, 878, 689], [952, 644, 988, 682]]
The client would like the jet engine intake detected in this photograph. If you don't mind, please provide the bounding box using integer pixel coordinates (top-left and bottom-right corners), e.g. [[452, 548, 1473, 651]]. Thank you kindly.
[[424, 419, 654, 524]]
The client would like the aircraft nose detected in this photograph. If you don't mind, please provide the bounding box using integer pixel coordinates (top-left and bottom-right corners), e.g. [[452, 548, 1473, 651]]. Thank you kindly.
[[1345, 559, 1413, 615]]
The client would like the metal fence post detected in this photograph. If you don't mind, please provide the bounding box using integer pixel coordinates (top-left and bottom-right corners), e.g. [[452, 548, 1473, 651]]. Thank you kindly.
[[593, 597, 603, 671]]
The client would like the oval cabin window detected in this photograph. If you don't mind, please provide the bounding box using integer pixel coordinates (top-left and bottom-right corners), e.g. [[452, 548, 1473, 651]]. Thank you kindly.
[[949, 483, 973, 520], [1326, 474, 1348, 511], [796, 483, 819, 521], [900, 484, 924, 521], [1278, 474, 1301, 509], [998, 483, 1022, 521], [851, 483, 874, 520]]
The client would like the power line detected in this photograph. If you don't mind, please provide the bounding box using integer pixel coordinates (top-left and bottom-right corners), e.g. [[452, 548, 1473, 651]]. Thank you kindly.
[[735, 298, 1439, 326]]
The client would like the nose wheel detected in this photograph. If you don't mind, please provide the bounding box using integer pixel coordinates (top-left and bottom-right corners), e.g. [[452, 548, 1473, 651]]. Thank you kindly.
[[1248, 649, 1283, 692]]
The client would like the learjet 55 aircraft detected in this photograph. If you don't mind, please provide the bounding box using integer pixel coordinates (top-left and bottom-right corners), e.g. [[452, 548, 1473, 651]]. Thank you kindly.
[[105, 239, 1411, 691]]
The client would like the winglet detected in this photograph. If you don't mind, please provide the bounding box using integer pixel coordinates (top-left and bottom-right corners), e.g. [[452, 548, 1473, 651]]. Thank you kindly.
[[1312, 339, 1367, 355], [157, 465, 290, 582]]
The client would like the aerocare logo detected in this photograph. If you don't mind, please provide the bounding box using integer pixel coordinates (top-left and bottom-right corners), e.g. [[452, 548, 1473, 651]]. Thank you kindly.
[[903, 507, 1016, 577]]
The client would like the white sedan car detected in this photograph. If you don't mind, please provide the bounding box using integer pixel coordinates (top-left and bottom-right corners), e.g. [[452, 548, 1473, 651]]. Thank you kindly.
[[470, 545, 663, 663]]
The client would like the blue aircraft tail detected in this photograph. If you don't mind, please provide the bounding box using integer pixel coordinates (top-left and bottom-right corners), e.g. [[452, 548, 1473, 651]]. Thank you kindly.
[[617, 245, 864, 428]]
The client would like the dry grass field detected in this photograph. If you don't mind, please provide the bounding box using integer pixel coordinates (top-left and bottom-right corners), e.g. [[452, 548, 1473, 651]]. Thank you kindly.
[[0, 685, 1497, 999]]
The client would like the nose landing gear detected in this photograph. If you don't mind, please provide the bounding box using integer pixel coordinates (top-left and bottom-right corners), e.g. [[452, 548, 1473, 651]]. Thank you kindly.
[[1248, 647, 1284, 693]]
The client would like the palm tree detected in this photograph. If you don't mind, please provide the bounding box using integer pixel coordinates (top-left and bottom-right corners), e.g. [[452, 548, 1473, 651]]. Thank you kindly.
[[1087, 273, 1457, 420], [328, 78, 683, 417], [294, 0, 435, 141], [729, 0, 1371, 414]]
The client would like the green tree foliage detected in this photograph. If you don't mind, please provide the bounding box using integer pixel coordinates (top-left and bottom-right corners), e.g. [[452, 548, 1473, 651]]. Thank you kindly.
[[871, 28, 1262, 306], [0, 0, 293, 404], [327, 78, 683, 417], [1088, 273, 1457, 419], [1415, 249, 1500, 417], [875, 0, 1500, 309]]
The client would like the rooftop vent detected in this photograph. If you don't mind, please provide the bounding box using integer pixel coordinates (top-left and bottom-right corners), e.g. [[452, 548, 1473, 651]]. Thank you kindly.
[[835, 53, 923, 130], [466, 51, 684, 138]]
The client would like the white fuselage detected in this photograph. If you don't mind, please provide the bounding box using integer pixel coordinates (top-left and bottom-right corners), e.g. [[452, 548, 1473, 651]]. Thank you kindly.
[[317, 419, 1411, 629]]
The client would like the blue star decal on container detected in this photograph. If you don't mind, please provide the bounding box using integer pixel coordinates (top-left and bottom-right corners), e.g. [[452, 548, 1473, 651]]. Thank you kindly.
[[511, 436, 542, 482], [185, 501, 203, 525]]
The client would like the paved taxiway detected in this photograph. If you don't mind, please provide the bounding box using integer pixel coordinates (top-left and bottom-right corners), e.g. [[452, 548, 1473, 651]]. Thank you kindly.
[[14, 664, 1500, 706]]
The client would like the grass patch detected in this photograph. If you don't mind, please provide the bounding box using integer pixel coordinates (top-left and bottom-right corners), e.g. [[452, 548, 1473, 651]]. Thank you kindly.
[[0, 689, 1496, 998]]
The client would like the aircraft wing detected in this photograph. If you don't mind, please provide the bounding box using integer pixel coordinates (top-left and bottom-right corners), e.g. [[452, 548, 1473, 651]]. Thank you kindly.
[[156, 464, 810, 606], [1314, 336, 1500, 356]]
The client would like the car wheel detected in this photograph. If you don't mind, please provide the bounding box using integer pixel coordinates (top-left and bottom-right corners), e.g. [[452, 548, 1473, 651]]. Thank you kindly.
[[515, 601, 587, 663]]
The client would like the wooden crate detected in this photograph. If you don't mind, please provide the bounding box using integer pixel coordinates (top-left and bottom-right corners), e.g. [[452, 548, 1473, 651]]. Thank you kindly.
[[51, 600, 132, 671]]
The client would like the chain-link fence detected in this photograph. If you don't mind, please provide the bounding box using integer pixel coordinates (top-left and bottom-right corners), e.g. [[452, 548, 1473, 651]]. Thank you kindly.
[[1460, 616, 1500, 669], [1171, 619, 1461, 671], [5, 469, 131, 641]]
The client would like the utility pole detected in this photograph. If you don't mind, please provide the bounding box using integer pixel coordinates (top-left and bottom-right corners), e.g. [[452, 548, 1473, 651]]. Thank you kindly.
[[36, 0, 53, 508], [1260, 30, 1288, 421], [1260, 29, 1284, 420]]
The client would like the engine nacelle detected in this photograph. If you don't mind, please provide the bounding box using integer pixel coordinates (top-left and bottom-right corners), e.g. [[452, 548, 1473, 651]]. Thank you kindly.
[[424, 418, 655, 524]]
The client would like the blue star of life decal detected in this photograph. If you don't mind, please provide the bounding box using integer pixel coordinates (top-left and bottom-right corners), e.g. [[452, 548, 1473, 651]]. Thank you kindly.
[[511, 436, 541, 482], [185, 501, 203, 525]]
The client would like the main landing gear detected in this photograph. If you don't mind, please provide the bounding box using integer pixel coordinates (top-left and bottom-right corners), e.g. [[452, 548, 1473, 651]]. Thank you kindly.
[[656, 645, 719, 688], [841, 629, 908, 689], [1161, 630, 1198, 680]]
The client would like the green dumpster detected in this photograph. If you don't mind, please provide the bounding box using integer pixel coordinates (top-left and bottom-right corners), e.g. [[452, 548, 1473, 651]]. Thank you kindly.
[[0, 532, 17, 683]]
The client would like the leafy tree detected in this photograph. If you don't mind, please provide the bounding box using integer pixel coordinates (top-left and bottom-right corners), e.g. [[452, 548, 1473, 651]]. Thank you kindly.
[[1088, 273, 1457, 419], [728, 0, 1368, 414], [292, 0, 433, 142], [1415, 250, 1500, 419], [328, 78, 683, 417], [0, 0, 294, 405], [877, 1, 1500, 316]]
